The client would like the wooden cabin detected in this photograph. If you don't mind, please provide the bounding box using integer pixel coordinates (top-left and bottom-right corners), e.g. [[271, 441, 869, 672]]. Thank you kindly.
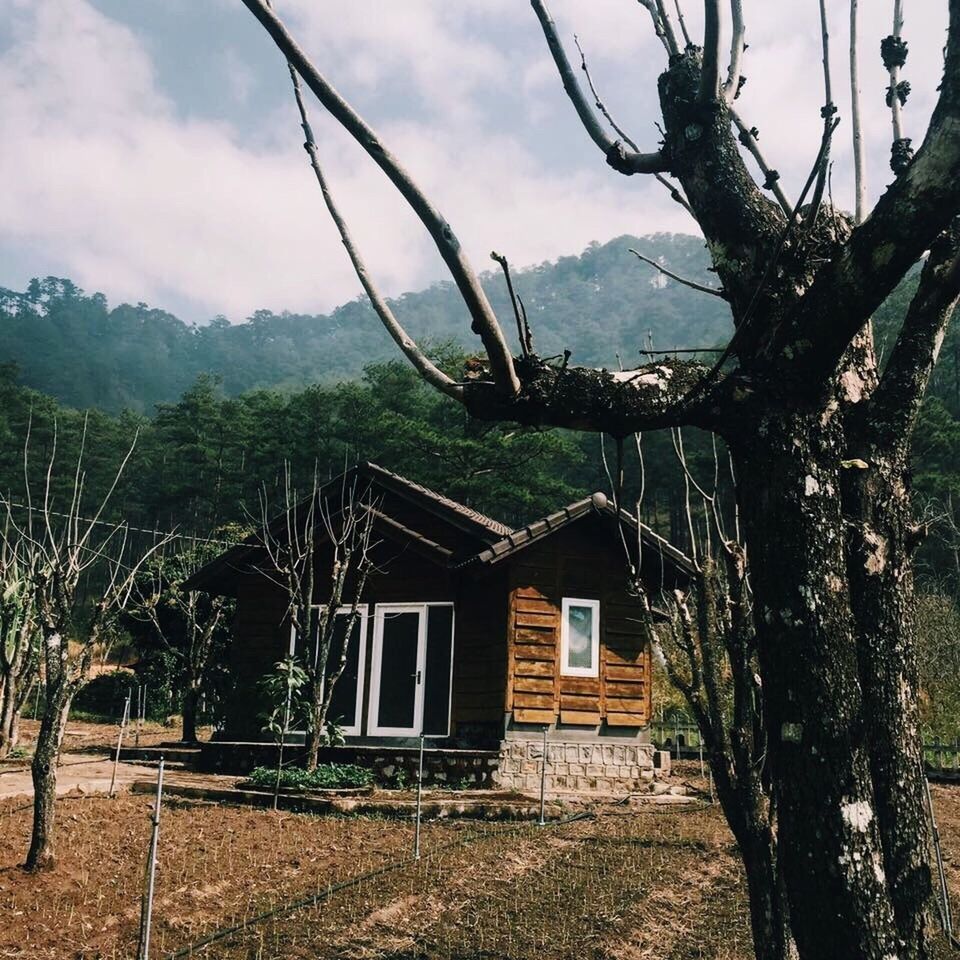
[[188, 462, 692, 791]]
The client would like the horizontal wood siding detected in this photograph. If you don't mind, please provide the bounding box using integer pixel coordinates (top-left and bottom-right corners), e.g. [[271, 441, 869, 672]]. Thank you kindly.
[[450, 567, 507, 728], [504, 515, 652, 728]]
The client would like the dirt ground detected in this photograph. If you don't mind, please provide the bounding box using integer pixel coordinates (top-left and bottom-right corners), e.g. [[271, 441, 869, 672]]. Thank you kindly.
[[0, 784, 956, 960]]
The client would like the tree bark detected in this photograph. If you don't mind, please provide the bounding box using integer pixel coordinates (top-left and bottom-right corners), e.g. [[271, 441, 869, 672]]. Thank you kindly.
[[0, 672, 17, 758], [25, 680, 71, 872], [732, 407, 926, 959], [181, 681, 200, 744]]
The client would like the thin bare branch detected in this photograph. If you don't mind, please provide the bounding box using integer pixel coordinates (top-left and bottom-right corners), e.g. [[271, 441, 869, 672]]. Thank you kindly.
[[699, 0, 722, 103], [730, 110, 793, 216], [637, 0, 680, 56], [282, 64, 462, 400], [805, 0, 838, 227], [530, 0, 669, 175], [490, 252, 532, 357], [723, 0, 745, 103], [629, 248, 726, 298], [671, 0, 692, 48], [241, 0, 518, 396], [850, 0, 868, 223], [884, 0, 910, 171]]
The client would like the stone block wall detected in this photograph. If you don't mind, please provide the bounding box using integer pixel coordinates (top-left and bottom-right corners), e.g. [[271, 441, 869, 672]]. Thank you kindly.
[[493, 738, 658, 794]]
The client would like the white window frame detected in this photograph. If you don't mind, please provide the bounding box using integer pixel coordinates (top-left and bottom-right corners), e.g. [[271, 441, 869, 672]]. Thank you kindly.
[[287, 604, 368, 737], [560, 597, 601, 678], [368, 602, 455, 738]]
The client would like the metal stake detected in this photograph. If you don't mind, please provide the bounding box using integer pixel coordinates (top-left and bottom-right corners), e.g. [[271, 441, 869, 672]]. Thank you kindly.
[[538, 726, 548, 826], [109, 693, 131, 798], [137, 757, 165, 960], [414, 733, 425, 860], [135, 685, 142, 748], [926, 777, 953, 938]]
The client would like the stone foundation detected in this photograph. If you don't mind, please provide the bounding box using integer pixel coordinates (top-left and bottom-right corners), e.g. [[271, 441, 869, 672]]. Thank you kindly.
[[492, 738, 659, 794]]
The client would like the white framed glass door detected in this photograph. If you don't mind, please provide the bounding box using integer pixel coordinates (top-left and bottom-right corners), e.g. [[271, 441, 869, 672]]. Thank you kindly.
[[368, 603, 454, 737]]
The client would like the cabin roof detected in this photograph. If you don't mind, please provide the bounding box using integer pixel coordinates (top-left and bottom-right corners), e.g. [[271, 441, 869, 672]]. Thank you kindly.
[[464, 491, 697, 576], [185, 464, 693, 594]]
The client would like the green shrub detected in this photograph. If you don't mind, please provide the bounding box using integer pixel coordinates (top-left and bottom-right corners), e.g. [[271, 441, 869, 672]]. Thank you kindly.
[[248, 763, 373, 791], [72, 670, 136, 721]]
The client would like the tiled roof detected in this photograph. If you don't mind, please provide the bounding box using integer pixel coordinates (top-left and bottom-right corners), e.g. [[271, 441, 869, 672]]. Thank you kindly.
[[360, 462, 513, 538], [464, 491, 696, 575]]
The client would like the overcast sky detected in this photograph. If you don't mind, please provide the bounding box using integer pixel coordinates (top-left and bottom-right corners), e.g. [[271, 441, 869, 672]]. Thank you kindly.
[[0, 0, 950, 324]]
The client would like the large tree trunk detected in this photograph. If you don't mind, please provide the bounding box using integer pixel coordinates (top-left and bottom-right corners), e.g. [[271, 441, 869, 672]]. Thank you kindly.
[[732, 408, 931, 960], [25, 680, 72, 872], [181, 681, 200, 743]]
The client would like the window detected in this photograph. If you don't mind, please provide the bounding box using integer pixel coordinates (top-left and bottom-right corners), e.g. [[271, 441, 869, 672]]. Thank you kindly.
[[288, 606, 368, 736], [560, 598, 600, 677]]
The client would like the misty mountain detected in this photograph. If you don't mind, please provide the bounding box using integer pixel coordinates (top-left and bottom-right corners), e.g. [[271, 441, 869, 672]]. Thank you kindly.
[[0, 233, 731, 413]]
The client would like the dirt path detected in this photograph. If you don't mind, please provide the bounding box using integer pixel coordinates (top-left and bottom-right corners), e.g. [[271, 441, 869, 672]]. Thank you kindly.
[[0, 757, 157, 799]]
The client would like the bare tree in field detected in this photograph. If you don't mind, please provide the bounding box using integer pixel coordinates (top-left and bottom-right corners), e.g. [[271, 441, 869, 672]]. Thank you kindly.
[[0, 505, 38, 760], [3, 422, 170, 871], [240, 1, 960, 957], [256, 466, 376, 770], [129, 543, 232, 743]]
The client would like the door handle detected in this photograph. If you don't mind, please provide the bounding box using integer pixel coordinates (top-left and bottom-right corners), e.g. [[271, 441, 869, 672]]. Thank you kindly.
[[413, 670, 421, 684]]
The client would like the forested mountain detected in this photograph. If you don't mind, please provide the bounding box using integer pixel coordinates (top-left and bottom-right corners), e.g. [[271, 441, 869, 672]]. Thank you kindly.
[[0, 233, 730, 413]]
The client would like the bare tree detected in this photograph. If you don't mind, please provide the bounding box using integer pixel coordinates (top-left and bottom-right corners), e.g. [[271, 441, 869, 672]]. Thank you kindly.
[[0, 504, 38, 759], [4, 421, 171, 871], [256, 465, 376, 770], [240, 1, 960, 956], [128, 542, 232, 743]]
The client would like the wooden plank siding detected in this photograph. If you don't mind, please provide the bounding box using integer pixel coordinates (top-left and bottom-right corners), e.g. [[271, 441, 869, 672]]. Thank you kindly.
[[503, 516, 652, 728]]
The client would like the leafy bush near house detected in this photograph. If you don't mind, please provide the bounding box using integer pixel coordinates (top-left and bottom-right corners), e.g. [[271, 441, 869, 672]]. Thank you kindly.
[[72, 670, 137, 721], [247, 763, 373, 791]]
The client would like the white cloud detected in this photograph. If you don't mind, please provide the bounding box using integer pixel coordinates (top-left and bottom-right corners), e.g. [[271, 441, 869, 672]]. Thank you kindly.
[[0, 0, 953, 327]]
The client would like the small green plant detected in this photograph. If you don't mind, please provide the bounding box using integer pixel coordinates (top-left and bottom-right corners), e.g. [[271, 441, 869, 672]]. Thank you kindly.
[[248, 763, 373, 791], [387, 766, 409, 790], [7, 745, 30, 760], [260, 656, 310, 739]]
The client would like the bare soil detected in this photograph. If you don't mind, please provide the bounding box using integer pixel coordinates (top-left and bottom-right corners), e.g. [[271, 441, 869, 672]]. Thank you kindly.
[[0, 784, 955, 960]]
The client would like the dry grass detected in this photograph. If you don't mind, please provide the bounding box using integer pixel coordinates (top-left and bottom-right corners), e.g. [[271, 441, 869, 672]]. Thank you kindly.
[[0, 784, 956, 959]]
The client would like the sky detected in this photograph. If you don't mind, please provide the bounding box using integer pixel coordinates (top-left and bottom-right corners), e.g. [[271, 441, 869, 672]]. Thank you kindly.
[[0, 0, 951, 325]]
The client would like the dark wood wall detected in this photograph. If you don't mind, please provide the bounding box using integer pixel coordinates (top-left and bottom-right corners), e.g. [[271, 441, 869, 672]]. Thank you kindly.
[[222, 544, 507, 742], [504, 516, 652, 728]]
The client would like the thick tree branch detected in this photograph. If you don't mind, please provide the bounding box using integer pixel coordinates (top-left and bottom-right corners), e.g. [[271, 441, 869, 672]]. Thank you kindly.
[[730, 109, 793, 215], [763, 0, 960, 385], [850, 0, 868, 223], [869, 224, 960, 444], [461, 355, 727, 435], [698, 0, 722, 102], [723, 0, 745, 104], [530, 0, 669, 175], [283, 64, 462, 401], [240, 0, 519, 396]]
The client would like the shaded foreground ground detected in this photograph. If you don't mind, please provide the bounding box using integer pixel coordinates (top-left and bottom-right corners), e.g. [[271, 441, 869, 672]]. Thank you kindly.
[[0, 786, 957, 960]]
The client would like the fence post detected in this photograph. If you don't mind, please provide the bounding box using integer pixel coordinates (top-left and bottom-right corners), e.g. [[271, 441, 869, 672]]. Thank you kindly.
[[538, 726, 548, 827], [925, 777, 953, 939], [674, 717, 679, 762], [414, 733, 424, 860], [137, 757, 165, 960], [134, 685, 142, 748], [698, 732, 704, 779], [109, 693, 131, 799]]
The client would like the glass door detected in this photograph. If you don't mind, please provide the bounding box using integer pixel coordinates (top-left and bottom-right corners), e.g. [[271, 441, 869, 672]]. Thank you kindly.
[[368, 604, 454, 737], [369, 606, 425, 736]]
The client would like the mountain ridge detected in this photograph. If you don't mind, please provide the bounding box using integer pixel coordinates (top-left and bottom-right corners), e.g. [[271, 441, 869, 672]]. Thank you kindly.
[[0, 232, 731, 413]]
